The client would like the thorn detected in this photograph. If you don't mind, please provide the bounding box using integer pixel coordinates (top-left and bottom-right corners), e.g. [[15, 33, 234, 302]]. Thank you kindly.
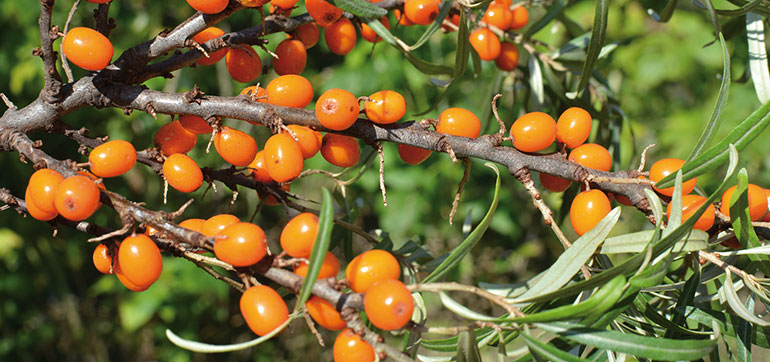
[[0, 93, 17, 110], [377, 142, 388, 207], [144, 103, 157, 119]]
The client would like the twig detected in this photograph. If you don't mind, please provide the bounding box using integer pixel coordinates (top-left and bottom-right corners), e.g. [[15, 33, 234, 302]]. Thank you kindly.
[[449, 158, 472, 225], [638, 144, 656, 172], [491, 93, 506, 138], [408, 282, 524, 318], [303, 312, 325, 347], [37, 0, 63, 103], [60, 0, 81, 82], [376, 142, 387, 207], [0, 93, 17, 110]]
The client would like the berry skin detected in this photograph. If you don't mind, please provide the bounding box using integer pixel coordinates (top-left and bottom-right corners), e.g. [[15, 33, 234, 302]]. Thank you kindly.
[[240, 285, 289, 336], [345, 249, 400, 293], [154, 120, 198, 156], [364, 279, 414, 330], [192, 27, 227, 66], [264, 132, 304, 183], [568, 143, 612, 172], [239, 0, 270, 7], [495, 42, 519, 71], [266, 74, 314, 108], [305, 0, 343, 26], [306, 296, 346, 330], [570, 190, 612, 236], [510, 112, 557, 153], [215, 222, 268, 267], [26, 168, 64, 215], [270, 0, 299, 10], [115, 261, 150, 292], [186, 0, 228, 14], [397, 144, 432, 165], [316, 89, 360, 131], [721, 184, 768, 221], [215, 126, 259, 167], [294, 251, 340, 279], [436, 107, 481, 138], [394, 9, 415, 26], [179, 218, 206, 233], [163, 153, 203, 193], [763, 189, 770, 222], [89, 140, 137, 178], [294, 23, 320, 48], [25, 188, 58, 221], [118, 234, 163, 288], [62, 27, 113, 71], [539, 173, 571, 192], [666, 194, 715, 231], [510, 6, 529, 30], [482, 1, 513, 30], [556, 107, 592, 148], [404, 0, 441, 26], [325, 18, 357, 55], [365, 90, 406, 125], [273, 39, 307, 75], [361, 17, 390, 43], [179, 115, 214, 134], [247, 150, 275, 183], [93, 244, 113, 274], [333, 328, 375, 362], [649, 158, 696, 197], [469, 28, 501, 61], [54, 175, 101, 221], [280, 213, 319, 258], [201, 214, 240, 237], [286, 125, 322, 159], [226, 46, 262, 83], [321, 134, 360, 168]]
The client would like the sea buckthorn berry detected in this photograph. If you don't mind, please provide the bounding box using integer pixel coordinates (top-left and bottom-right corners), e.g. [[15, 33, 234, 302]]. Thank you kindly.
[[442, 13, 461, 32], [510, 112, 557, 153], [201, 214, 240, 237], [306, 296, 346, 330], [89, 140, 137, 178], [239, 0, 270, 7], [404, 0, 441, 25], [114, 261, 150, 292], [482, 1, 513, 30], [316, 89, 360, 131], [361, 17, 390, 43], [345, 249, 400, 293], [247, 150, 275, 183], [26, 168, 64, 215], [93, 244, 113, 274], [240, 285, 289, 336], [495, 42, 519, 71], [76, 170, 105, 210], [294, 251, 340, 279], [667, 194, 715, 231], [25, 188, 58, 221], [286, 125, 322, 159], [259, 184, 290, 206], [614, 193, 633, 207], [436, 107, 481, 138], [266, 74, 314, 108], [163, 153, 203, 193], [270, 0, 298, 10], [570, 190, 611, 236], [179, 218, 206, 233], [325, 18, 357, 55], [215, 222, 268, 266], [54, 175, 101, 221], [269, 3, 293, 16], [649, 158, 696, 197], [469, 28, 501, 61], [154, 120, 198, 156], [264, 133, 304, 183], [321, 134, 360, 168], [186, 0, 228, 13], [510, 6, 529, 30], [539, 173, 571, 192], [568, 143, 612, 172], [334, 328, 375, 362], [365, 90, 406, 125], [280, 213, 319, 258], [62, 27, 113, 71], [556, 107, 592, 148], [226, 46, 262, 83], [118, 234, 163, 288], [394, 9, 415, 26], [273, 39, 307, 75], [215, 126, 259, 167], [179, 115, 213, 134], [398, 144, 432, 165], [306, 0, 343, 26], [144, 225, 159, 237], [364, 280, 414, 330], [240, 85, 269, 104], [721, 184, 768, 221], [762, 189, 770, 222], [192, 27, 227, 66], [294, 23, 320, 48]]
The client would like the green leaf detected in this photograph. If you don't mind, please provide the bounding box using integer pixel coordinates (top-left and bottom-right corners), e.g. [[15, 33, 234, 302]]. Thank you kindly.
[[403, 52, 454, 75], [331, 0, 386, 18], [600, 230, 708, 254], [576, 0, 609, 96], [735, 296, 754, 362], [524, 0, 568, 38], [439, 292, 498, 322], [454, 9, 470, 80], [294, 188, 334, 311], [747, 12, 770, 103], [722, 270, 770, 327], [165, 315, 296, 353], [667, 267, 701, 338], [457, 330, 482, 362], [365, 17, 397, 46], [728, 169, 770, 274], [528, 54, 544, 110], [408, 1, 453, 51], [522, 330, 588, 362], [684, 306, 770, 348], [715, 0, 764, 16]]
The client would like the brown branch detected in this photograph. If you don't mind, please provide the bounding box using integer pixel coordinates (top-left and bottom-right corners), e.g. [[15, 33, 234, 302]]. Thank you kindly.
[[38, 0, 63, 103]]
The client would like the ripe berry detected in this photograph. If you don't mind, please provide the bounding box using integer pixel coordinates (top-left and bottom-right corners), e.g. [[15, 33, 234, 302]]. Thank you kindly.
[[721, 184, 768, 221], [305, 0, 343, 26], [240, 285, 289, 336], [192, 27, 227, 66], [333, 328, 375, 362], [163, 153, 203, 193], [201, 214, 240, 237], [226, 46, 262, 83], [280, 213, 319, 258], [294, 251, 340, 279], [539, 173, 571, 192], [270, 0, 298, 10], [215, 222, 268, 267], [365, 90, 406, 125], [763, 189, 770, 222], [364, 279, 414, 330], [240, 85, 269, 103], [186, 0, 228, 14], [266, 74, 314, 108], [26, 168, 64, 215], [62, 27, 113, 71], [306, 296, 346, 330], [649, 158, 696, 197], [115, 261, 150, 292], [54, 175, 101, 221], [666, 194, 715, 231], [247, 150, 275, 183], [436, 107, 481, 138], [269, 3, 294, 16], [556, 107, 592, 148], [316, 89, 360, 131], [179, 218, 206, 233], [345, 249, 400, 293], [286, 125, 321, 159], [154, 120, 198, 156], [325, 18, 357, 55], [321, 134, 360, 168], [361, 17, 390, 43], [570, 190, 611, 236], [239, 0, 270, 7], [469, 28, 501, 61], [273, 39, 307, 75], [294, 23, 320, 48], [404, 0, 441, 25], [510, 112, 557, 152], [93, 244, 113, 274], [179, 115, 213, 134], [495, 42, 519, 71], [25, 188, 58, 221], [568, 143, 612, 172], [394, 9, 415, 26], [482, 1, 513, 30], [397, 144, 432, 165], [264, 132, 304, 183], [510, 6, 529, 30], [118, 234, 163, 288], [89, 140, 137, 178], [215, 126, 259, 167]]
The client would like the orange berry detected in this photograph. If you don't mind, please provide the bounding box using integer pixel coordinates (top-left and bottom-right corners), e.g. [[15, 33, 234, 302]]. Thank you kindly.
[[240, 285, 289, 336], [294, 23, 320, 48], [404, 0, 441, 25], [442, 13, 461, 32], [394, 9, 414, 26], [666, 194, 715, 231], [510, 6, 529, 30], [539, 173, 571, 192], [266, 74, 314, 108], [273, 39, 307, 75], [397, 144, 431, 165], [269, 3, 293, 16], [436, 107, 481, 138], [495, 42, 519, 71], [510, 112, 557, 153], [53, 175, 101, 221], [154, 120, 198, 156], [306, 0, 343, 26], [365, 90, 406, 125], [556, 107, 592, 148], [333, 328, 375, 362], [721, 184, 768, 221], [482, 1, 513, 30], [345, 249, 400, 293], [89, 140, 137, 178], [325, 18, 357, 55], [614, 193, 634, 207], [118, 234, 163, 288], [259, 183, 290, 206], [25, 188, 58, 221], [294, 251, 340, 279], [264, 132, 304, 183], [364, 279, 414, 330], [179, 218, 206, 233], [26, 168, 64, 215], [649, 158, 696, 197], [163, 153, 203, 193], [247, 150, 275, 183], [286, 125, 322, 159], [306, 296, 346, 330], [280, 213, 319, 258], [239, 0, 270, 7], [361, 17, 390, 43], [321, 133, 360, 168], [469, 28, 501, 61], [570, 190, 611, 236], [201, 214, 240, 237], [215, 126, 259, 167], [93, 244, 113, 274], [215, 222, 268, 267], [114, 261, 150, 292], [270, 0, 298, 10], [62, 27, 113, 71], [179, 115, 213, 134], [192, 27, 227, 66], [316, 89, 360, 131], [186, 0, 228, 13], [763, 189, 770, 222], [568, 143, 612, 172], [226, 46, 262, 83]]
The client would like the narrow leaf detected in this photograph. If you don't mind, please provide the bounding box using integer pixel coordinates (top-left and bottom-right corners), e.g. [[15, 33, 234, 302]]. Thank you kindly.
[[408, 1, 453, 51], [294, 188, 334, 310], [166, 315, 295, 353], [600, 230, 708, 254], [722, 270, 770, 326], [403, 51, 454, 75], [365, 17, 397, 47], [576, 0, 609, 95], [457, 330, 482, 362], [528, 54, 545, 110], [684, 306, 770, 348], [522, 330, 588, 362], [524, 0, 568, 38], [747, 12, 770, 103], [668, 267, 701, 338], [331, 0, 386, 18], [439, 292, 498, 322], [735, 296, 754, 362]]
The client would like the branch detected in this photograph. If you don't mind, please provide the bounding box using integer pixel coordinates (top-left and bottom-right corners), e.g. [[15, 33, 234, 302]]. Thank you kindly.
[[37, 0, 63, 103]]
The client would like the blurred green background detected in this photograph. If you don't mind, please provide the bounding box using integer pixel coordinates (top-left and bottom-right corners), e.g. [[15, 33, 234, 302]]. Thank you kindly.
[[0, 0, 765, 360]]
